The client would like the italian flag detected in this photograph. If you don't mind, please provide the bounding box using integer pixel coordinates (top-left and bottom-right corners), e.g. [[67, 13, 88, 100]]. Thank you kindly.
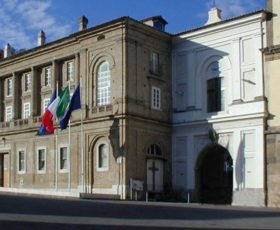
[[41, 86, 70, 133]]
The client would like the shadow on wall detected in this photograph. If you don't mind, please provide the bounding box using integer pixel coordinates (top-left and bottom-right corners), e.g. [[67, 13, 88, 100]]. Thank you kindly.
[[235, 137, 245, 190], [109, 113, 125, 161]]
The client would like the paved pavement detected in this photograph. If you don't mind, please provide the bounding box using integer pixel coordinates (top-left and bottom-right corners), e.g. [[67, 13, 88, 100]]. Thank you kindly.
[[0, 193, 280, 229]]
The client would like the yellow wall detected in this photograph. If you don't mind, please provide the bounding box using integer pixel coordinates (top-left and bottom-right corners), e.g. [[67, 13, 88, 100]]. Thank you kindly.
[[267, 59, 280, 126], [272, 1, 280, 44]]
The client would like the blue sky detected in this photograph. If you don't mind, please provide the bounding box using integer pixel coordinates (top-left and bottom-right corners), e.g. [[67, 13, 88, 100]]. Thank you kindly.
[[0, 0, 266, 50]]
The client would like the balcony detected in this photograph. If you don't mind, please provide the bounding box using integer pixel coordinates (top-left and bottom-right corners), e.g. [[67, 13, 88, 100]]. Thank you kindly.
[[0, 116, 42, 133], [92, 104, 113, 114]]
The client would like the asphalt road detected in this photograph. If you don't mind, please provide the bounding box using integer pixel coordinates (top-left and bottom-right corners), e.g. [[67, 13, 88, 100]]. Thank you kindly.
[[0, 194, 280, 229]]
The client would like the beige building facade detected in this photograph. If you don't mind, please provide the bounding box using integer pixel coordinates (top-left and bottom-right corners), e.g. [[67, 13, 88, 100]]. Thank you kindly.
[[264, 0, 280, 207], [1, 1, 280, 207], [0, 16, 172, 199]]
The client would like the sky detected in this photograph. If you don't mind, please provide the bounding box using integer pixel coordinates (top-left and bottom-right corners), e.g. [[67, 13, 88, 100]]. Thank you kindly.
[[0, 0, 266, 51]]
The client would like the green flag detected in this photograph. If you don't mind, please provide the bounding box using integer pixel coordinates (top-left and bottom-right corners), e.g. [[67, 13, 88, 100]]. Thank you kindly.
[[56, 86, 70, 118]]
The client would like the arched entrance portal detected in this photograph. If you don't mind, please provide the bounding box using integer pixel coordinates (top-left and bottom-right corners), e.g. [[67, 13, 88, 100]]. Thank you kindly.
[[196, 144, 233, 204]]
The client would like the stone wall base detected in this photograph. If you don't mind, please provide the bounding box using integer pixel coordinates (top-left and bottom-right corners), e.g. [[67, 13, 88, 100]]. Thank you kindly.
[[0, 187, 79, 198], [232, 189, 265, 207]]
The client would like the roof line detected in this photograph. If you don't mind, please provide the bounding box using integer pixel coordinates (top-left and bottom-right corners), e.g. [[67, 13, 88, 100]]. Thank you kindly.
[[175, 9, 267, 36]]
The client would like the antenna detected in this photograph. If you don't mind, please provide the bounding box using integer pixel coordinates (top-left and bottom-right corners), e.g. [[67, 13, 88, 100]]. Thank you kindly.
[[212, 0, 216, 7]]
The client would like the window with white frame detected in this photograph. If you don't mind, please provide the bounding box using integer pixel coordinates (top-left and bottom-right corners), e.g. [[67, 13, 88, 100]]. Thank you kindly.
[[43, 98, 50, 112], [37, 148, 46, 172], [206, 61, 225, 113], [44, 67, 51, 86], [7, 78, 12, 96], [97, 61, 111, 106], [150, 51, 159, 74], [59, 147, 68, 171], [18, 150, 26, 173], [23, 102, 31, 119], [97, 143, 109, 170], [24, 73, 31, 92], [151, 86, 161, 109], [5, 106, 13, 122], [67, 61, 74, 82]]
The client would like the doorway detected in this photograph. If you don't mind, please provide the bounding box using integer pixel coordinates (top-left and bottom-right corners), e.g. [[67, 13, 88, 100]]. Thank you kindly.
[[196, 144, 233, 204], [147, 159, 163, 192], [0, 153, 9, 187]]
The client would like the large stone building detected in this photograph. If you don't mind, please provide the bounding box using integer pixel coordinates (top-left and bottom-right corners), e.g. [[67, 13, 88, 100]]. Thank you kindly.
[[0, 16, 172, 199], [172, 8, 267, 206], [1, 1, 279, 207], [264, 0, 280, 207]]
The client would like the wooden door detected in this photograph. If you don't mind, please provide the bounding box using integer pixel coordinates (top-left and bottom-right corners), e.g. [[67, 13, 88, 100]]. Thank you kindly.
[[0, 154, 9, 187]]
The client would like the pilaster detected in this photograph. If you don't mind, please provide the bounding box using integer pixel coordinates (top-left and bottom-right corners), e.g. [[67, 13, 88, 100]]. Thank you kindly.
[[231, 38, 242, 103]]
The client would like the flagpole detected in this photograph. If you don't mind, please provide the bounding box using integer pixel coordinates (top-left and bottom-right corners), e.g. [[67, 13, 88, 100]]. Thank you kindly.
[[80, 77, 85, 194], [68, 81, 71, 192], [55, 82, 58, 191], [55, 129, 58, 190], [68, 119, 71, 191]]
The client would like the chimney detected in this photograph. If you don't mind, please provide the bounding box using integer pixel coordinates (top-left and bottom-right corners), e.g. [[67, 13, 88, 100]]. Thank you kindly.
[[205, 7, 222, 25], [4, 43, 15, 58], [141, 16, 168, 32], [79, 15, 88, 31], [37, 30, 46, 46]]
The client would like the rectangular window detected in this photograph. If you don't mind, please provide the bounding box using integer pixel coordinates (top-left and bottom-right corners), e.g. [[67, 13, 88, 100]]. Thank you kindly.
[[18, 150, 26, 173], [24, 73, 31, 91], [151, 87, 161, 109], [97, 62, 111, 106], [5, 106, 13, 122], [23, 102, 31, 119], [97, 143, 109, 171], [59, 147, 68, 171], [67, 61, 74, 82], [37, 148, 46, 172], [45, 67, 51, 86], [7, 78, 12, 96], [207, 77, 223, 112], [43, 98, 50, 112], [150, 52, 159, 74]]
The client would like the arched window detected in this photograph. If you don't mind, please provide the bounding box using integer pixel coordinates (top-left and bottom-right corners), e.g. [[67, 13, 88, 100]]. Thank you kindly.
[[147, 144, 162, 156], [97, 61, 111, 106], [206, 61, 224, 112], [98, 144, 108, 169]]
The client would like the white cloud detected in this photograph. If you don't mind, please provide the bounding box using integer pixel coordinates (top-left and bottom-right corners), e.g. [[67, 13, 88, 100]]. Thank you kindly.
[[0, 0, 72, 50], [196, 0, 264, 26], [0, 3, 33, 48], [16, 0, 55, 29], [209, 0, 264, 19]]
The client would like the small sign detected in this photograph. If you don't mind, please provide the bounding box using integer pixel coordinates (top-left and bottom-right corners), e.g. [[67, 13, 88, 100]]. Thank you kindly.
[[131, 179, 143, 191]]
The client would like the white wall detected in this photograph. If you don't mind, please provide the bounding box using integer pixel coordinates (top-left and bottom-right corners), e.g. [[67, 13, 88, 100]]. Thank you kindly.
[[172, 11, 266, 205]]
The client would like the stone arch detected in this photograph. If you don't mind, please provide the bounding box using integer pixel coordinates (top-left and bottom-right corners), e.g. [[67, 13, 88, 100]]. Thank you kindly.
[[89, 51, 115, 75], [88, 135, 110, 189], [196, 54, 231, 112], [144, 139, 167, 159], [198, 54, 231, 78], [195, 143, 233, 204], [144, 140, 166, 193], [88, 51, 116, 108]]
